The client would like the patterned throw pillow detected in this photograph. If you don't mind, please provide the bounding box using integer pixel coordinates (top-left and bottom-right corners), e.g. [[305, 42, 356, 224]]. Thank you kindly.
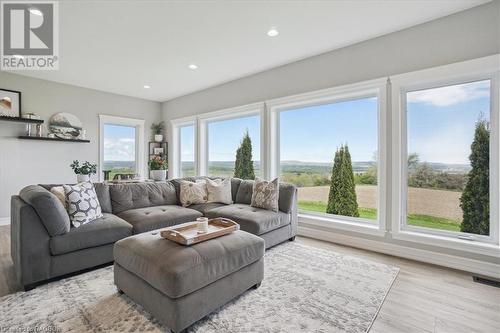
[[63, 182, 103, 227], [206, 178, 232, 204], [251, 178, 279, 212], [179, 180, 208, 207]]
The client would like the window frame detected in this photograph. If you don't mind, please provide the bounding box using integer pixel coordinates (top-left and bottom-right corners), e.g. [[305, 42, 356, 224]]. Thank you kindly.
[[171, 117, 197, 178], [265, 78, 388, 234], [170, 103, 266, 178], [197, 103, 265, 177], [98, 114, 145, 182], [391, 55, 500, 251]]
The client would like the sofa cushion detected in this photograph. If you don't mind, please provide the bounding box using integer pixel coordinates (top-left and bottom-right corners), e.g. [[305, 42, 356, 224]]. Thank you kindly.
[[19, 185, 70, 236], [188, 202, 227, 215], [93, 183, 112, 213], [230, 178, 241, 202], [117, 205, 202, 234], [109, 182, 177, 214], [49, 213, 132, 255], [235, 180, 253, 205], [205, 203, 291, 235], [114, 230, 264, 299]]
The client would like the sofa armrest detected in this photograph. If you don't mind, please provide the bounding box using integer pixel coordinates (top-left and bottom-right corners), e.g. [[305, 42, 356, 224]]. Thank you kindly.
[[289, 188, 298, 237], [278, 183, 298, 237], [11, 195, 51, 288]]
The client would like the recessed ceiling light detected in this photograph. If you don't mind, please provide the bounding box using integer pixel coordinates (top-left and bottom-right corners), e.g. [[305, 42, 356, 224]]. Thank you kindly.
[[267, 27, 279, 37], [13, 54, 24, 59], [29, 7, 43, 16], [143, 85, 151, 89], [188, 64, 198, 70]]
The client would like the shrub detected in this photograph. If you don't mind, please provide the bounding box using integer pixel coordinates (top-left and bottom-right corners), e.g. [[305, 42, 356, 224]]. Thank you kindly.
[[326, 145, 359, 217], [460, 119, 489, 235], [234, 131, 255, 180]]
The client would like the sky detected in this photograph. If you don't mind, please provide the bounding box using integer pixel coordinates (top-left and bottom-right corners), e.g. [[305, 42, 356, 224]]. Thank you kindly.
[[103, 124, 136, 161], [407, 80, 490, 164], [108, 80, 490, 166]]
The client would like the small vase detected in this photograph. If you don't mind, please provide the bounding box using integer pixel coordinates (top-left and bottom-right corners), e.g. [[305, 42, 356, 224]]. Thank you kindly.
[[154, 134, 163, 142], [77, 174, 91, 183], [151, 170, 167, 181]]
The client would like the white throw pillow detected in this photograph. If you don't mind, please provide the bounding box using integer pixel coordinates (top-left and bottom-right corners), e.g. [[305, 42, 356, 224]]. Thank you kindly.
[[50, 186, 67, 208], [179, 180, 208, 207], [63, 182, 103, 227], [206, 178, 232, 204]]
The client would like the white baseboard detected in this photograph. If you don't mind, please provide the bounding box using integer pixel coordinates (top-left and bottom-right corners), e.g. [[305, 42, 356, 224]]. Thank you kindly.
[[0, 217, 9, 226], [299, 225, 500, 279]]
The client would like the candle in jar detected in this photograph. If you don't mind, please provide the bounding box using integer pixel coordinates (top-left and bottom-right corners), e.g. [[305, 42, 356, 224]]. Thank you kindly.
[[196, 217, 209, 233]]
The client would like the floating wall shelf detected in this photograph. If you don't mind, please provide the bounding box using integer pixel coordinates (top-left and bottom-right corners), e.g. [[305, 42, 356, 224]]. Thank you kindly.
[[0, 116, 44, 124], [18, 136, 90, 143]]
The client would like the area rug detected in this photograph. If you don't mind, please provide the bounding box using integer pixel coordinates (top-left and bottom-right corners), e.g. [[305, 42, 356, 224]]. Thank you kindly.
[[0, 242, 399, 333]]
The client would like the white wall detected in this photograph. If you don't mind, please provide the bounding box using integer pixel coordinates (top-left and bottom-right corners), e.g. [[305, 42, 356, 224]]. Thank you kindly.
[[0, 72, 162, 220], [163, 2, 499, 122], [162, 2, 500, 269]]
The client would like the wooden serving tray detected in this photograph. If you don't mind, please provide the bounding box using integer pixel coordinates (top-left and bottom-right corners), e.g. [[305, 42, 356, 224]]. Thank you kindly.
[[160, 218, 240, 245]]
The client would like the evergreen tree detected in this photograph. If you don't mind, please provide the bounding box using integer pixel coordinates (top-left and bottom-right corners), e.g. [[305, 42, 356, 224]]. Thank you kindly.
[[233, 131, 255, 179], [326, 144, 359, 217], [460, 119, 490, 235]]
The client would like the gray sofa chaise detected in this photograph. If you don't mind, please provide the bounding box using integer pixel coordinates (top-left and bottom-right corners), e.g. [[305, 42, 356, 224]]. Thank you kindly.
[[11, 177, 297, 290]]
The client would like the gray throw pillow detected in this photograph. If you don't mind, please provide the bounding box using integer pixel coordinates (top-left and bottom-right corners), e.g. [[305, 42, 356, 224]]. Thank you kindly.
[[63, 182, 103, 227], [251, 178, 279, 212]]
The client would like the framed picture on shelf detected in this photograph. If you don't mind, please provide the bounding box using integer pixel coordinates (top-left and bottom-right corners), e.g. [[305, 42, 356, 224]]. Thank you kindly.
[[153, 147, 164, 155], [0, 89, 21, 118]]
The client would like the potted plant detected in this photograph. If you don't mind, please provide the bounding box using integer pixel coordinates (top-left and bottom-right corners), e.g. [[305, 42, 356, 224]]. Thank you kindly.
[[70, 160, 97, 183], [149, 155, 168, 181], [151, 121, 165, 142]]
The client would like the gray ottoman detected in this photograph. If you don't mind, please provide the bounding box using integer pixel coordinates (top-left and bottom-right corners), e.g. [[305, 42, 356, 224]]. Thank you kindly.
[[113, 230, 265, 333]]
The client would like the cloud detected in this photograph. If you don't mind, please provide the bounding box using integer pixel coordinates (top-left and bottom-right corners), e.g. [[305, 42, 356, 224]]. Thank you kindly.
[[104, 137, 135, 161], [407, 80, 489, 107], [410, 123, 471, 164]]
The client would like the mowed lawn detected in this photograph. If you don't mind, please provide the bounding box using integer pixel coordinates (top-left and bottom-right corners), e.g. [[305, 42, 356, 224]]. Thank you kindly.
[[298, 201, 461, 232]]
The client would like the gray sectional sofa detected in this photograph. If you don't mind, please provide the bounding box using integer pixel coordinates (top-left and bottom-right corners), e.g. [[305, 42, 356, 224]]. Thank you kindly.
[[11, 177, 297, 290]]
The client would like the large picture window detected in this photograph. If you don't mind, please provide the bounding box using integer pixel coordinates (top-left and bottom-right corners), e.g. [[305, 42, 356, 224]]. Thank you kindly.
[[279, 96, 379, 223], [99, 115, 145, 181], [405, 80, 492, 237], [103, 124, 137, 180], [207, 114, 261, 178]]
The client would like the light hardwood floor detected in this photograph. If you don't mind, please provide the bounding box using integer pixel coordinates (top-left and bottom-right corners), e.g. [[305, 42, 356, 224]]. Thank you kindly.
[[0, 225, 499, 333]]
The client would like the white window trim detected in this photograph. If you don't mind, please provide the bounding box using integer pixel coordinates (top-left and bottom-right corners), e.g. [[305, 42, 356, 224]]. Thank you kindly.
[[98, 115, 145, 181], [391, 55, 500, 255], [197, 102, 266, 177], [170, 116, 197, 178], [266, 78, 388, 234]]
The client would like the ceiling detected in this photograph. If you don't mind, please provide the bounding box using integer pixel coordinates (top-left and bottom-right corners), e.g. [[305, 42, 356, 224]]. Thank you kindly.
[[10, 0, 490, 102]]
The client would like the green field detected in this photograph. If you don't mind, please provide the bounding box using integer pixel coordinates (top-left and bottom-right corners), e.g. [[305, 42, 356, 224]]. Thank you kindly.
[[298, 201, 461, 231]]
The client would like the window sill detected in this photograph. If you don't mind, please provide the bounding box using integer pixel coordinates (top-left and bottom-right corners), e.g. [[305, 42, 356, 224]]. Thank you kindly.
[[392, 230, 500, 257], [298, 213, 386, 237]]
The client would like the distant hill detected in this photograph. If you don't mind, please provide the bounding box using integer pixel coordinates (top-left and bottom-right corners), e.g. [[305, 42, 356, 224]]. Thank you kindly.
[[104, 161, 135, 170], [109, 160, 470, 174]]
